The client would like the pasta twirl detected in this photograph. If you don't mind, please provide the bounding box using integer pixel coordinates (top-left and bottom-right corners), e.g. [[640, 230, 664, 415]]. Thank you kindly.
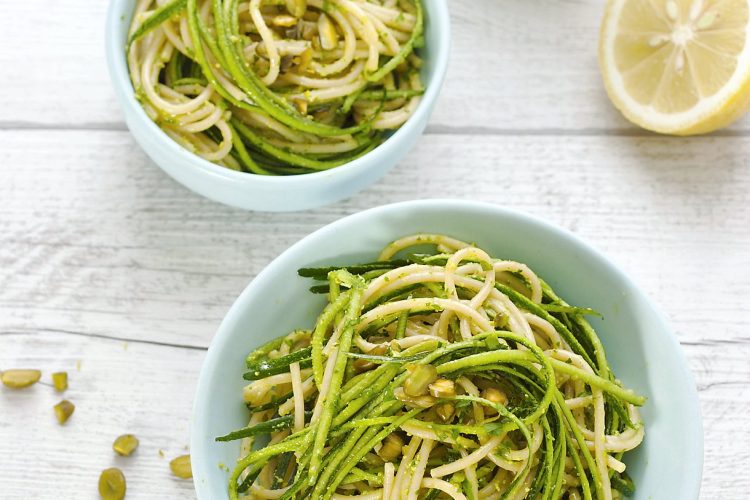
[[127, 0, 424, 175], [218, 234, 645, 499]]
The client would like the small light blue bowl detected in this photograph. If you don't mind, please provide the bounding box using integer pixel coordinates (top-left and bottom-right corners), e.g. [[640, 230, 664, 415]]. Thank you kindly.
[[191, 199, 703, 499], [105, 1, 450, 211]]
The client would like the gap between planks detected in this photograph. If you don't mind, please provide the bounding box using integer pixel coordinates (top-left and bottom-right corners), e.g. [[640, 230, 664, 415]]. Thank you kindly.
[[8, 328, 749, 364], [5, 121, 750, 137], [1, 328, 208, 352]]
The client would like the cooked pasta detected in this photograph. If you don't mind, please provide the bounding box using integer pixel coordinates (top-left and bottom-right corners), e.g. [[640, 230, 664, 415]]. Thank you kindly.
[[126, 0, 424, 175], [218, 234, 645, 499]]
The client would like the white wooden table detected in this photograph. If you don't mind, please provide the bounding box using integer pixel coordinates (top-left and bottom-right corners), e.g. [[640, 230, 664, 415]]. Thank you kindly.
[[1, 1, 748, 498]]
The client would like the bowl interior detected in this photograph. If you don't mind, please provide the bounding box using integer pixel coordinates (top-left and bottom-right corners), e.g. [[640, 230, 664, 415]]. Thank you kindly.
[[192, 200, 703, 499], [106, 0, 451, 184]]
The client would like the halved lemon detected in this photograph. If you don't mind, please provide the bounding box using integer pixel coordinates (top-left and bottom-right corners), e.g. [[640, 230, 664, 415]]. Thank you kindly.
[[599, 0, 750, 135]]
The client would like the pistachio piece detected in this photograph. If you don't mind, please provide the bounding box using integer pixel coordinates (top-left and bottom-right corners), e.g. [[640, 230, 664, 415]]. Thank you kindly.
[[52, 372, 68, 392], [285, 0, 307, 17], [98, 467, 126, 500], [428, 378, 456, 398], [377, 433, 404, 462], [353, 345, 388, 372], [54, 400, 75, 424], [482, 387, 508, 415], [403, 364, 438, 397], [394, 387, 436, 409], [113, 434, 140, 457], [1, 369, 41, 389], [170, 454, 193, 479], [272, 14, 298, 28], [436, 403, 455, 422]]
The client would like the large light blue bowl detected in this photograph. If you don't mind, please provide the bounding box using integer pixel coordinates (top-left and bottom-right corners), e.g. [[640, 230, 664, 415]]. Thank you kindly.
[[105, 1, 450, 211], [191, 200, 703, 499]]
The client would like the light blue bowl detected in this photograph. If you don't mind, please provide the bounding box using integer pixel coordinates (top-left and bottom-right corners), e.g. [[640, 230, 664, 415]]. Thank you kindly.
[[105, 1, 450, 211], [191, 199, 703, 499]]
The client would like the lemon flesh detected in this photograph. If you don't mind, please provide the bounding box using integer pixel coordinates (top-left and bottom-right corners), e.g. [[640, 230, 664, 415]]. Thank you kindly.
[[600, 0, 750, 135]]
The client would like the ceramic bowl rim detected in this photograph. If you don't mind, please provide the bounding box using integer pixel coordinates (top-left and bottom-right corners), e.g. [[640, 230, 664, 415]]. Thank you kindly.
[[104, 0, 452, 186], [191, 199, 704, 499]]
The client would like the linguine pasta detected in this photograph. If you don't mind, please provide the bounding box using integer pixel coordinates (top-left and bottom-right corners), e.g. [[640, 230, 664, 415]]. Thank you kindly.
[[219, 234, 645, 499], [127, 0, 425, 175]]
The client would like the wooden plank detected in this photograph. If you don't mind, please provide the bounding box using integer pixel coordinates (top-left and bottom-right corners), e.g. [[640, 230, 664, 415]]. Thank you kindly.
[[683, 343, 750, 498], [0, 0, 122, 129], [3, 0, 750, 132]]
